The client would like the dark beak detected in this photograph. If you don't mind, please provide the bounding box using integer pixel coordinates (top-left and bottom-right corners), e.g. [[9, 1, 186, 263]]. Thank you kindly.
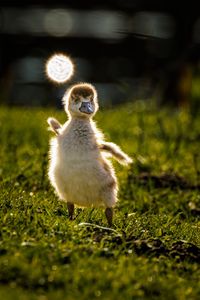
[[79, 101, 94, 114]]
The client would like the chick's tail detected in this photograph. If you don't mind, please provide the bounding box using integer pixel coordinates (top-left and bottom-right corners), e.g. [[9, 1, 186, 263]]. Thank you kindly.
[[100, 142, 133, 165]]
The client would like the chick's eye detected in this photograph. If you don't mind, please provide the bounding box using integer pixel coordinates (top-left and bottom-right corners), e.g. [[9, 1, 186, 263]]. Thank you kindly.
[[74, 98, 79, 103], [88, 97, 93, 103]]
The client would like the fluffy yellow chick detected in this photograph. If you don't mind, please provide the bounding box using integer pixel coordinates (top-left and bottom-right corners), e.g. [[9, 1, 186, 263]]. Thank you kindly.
[[47, 83, 132, 226]]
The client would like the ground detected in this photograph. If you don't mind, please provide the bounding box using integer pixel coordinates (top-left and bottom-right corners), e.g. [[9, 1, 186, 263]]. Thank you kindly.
[[0, 102, 200, 300]]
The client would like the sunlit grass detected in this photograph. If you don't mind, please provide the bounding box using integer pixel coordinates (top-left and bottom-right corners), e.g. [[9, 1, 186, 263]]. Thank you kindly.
[[0, 103, 200, 300]]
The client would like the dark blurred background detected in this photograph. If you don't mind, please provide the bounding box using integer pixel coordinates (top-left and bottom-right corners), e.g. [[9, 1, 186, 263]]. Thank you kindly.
[[0, 0, 200, 108]]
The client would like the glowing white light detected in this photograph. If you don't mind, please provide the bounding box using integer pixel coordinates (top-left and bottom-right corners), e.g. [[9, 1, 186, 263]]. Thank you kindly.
[[46, 54, 74, 83]]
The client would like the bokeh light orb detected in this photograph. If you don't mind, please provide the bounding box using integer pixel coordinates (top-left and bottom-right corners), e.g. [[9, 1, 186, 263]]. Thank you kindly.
[[46, 54, 74, 83]]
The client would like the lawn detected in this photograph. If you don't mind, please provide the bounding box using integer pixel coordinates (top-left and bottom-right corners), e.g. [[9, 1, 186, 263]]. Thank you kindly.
[[0, 102, 200, 300]]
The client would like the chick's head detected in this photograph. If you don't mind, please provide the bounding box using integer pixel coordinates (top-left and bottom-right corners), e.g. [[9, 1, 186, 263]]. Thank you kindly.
[[64, 83, 99, 118]]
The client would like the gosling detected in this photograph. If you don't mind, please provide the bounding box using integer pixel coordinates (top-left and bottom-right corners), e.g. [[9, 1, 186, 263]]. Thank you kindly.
[[47, 83, 132, 226]]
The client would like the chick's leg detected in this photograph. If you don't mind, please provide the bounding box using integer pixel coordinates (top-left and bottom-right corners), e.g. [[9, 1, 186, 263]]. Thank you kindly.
[[105, 207, 113, 227], [67, 202, 74, 220]]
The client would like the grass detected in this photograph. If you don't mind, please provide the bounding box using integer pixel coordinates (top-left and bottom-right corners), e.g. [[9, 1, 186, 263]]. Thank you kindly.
[[0, 101, 200, 300]]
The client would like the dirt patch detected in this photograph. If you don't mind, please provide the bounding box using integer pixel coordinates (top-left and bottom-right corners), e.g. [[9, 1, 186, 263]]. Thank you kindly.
[[127, 172, 200, 190], [89, 225, 200, 262]]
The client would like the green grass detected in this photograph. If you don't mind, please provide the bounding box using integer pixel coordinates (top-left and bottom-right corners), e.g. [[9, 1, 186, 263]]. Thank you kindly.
[[0, 102, 200, 300]]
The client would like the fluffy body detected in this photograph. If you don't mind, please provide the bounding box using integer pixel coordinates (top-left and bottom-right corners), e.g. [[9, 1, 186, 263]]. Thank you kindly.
[[49, 119, 118, 207], [48, 82, 132, 210]]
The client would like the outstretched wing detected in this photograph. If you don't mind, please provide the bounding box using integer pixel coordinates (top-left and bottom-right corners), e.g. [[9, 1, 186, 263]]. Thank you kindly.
[[99, 142, 133, 165], [47, 117, 62, 135]]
